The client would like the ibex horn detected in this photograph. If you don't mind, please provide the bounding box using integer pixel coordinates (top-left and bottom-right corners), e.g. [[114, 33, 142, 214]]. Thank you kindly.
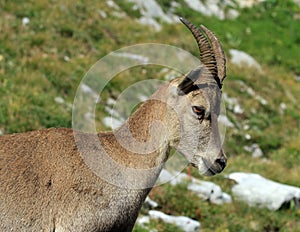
[[179, 17, 225, 89], [200, 25, 226, 84]]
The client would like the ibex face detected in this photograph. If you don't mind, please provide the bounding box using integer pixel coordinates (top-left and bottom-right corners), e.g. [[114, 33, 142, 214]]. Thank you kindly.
[[166, 18, 227, 176]]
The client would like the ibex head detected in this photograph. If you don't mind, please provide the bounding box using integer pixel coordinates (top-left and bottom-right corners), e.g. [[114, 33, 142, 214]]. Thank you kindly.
[[166, 18, 227, 176]]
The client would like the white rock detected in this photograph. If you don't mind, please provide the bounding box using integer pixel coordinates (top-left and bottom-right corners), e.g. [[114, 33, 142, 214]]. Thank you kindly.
[[158, 169, 175, 183], [223, 93, 244, 114], [223, 0, 237, 8], [54, 97, 65, 104], [188, 179, 232, 204], [106, 0, 120, 10], [121, 0, 243, 25], [252, 147, 263, 158], [237, 0, 265, 8], [294, 75, 300, 82], [246, 86, 255, 96], [256, 95, 268, 105], [239, 82, 268, 106], [248, 90, 267, 105], [183, 0, 237, 20], [98, 10, 107, 18], [128, 0, 176, 31], [243, 124, 250, 130], [159, 169, 231, 204], [206, 1, 225, 20], [227, 9, 240, 19], [244, 144, 263, 158], [138, 95, 148, 102], [145, 197, 159, 208], [280, 102, 287, 114], [183, 0, 207, 15], [170, 172, 189, 186], [129, 0, 174, 23], [280, 102, 287, 110], [170, 1, 181, 12], [102, 116, 123, 129], [149, 210, 200, 232], [81, 83, 94, 94], [111, 11, 127, 18], [104, 106, 121, 119], [184, 0, 215, 18], [136, 215, 150, 225], [112, 52, 149, 64], [104, 98, 126, 128], [245, 134, 251, 140], [233, 104, 244, 114], [80, 84, 100, 103], [229, 172, 300, 211], [184, 0, 223, 19], [218, 114, 234, 128], [138, 17, 161, 31], [107, 98, 116, 106], [64, 56, 70, 62], [22, 17, 30, 25], [119, 0, 259, 26], [229, 49, 262, 71], [294, 0, 300, 6]]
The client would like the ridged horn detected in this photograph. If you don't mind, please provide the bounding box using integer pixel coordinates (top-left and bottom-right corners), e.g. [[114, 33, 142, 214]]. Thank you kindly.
[[200, 25, 226, 84], [179, 17, 218, 79]]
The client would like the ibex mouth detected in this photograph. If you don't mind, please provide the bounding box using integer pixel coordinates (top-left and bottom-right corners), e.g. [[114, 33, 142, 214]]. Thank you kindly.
[[201, 157, 226, 176]]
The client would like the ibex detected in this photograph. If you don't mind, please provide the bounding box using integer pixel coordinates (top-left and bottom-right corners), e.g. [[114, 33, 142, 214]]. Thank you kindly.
[[0, 18, 227, 231]]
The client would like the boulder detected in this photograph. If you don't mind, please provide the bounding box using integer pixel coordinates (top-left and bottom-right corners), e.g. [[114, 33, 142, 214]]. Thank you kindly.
[[149, 210, 201, 232], [229, 172, 300, 211], [229, 49, 262, 71], [159, 170, 232, 204]]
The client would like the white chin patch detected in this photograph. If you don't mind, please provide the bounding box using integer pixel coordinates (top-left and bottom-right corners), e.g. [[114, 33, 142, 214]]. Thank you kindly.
[[193, 159, 216, 176], [198, 165, 212, 176]]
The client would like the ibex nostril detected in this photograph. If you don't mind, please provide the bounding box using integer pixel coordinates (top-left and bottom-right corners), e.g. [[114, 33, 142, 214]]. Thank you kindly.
[[215, 157, 227, 170]]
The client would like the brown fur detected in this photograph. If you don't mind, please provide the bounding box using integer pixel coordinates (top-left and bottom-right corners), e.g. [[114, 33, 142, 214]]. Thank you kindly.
[[2, 127, 140, 230], [0, 92, 173, 231]]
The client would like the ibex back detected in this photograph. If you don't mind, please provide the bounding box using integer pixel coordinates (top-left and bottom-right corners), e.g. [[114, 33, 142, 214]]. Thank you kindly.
[[0, 18, 227, 232]]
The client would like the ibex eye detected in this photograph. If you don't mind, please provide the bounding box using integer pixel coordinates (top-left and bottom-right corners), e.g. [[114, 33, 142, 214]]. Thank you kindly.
[[192, 106, 205, 121]]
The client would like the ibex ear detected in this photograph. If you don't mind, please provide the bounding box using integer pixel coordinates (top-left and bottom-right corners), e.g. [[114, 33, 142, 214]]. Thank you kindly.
[[177, 67, 203, 95]]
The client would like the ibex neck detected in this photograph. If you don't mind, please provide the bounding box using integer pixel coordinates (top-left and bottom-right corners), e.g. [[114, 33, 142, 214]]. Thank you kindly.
[[93, 84, 171, 189], [113, 84, 170, 169], [127, 99, 167, 144]]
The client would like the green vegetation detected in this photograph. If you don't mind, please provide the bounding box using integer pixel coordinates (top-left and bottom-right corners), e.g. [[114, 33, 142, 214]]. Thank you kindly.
[[1, 0, 299, 231]]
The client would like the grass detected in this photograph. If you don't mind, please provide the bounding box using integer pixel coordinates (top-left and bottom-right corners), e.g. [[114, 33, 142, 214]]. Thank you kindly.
[[0, 0, 299, 231]]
